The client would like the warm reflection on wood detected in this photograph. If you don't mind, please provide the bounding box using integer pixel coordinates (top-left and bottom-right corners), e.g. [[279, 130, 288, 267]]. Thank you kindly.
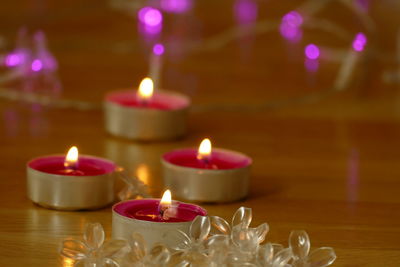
[[135, 163, 150, 186]]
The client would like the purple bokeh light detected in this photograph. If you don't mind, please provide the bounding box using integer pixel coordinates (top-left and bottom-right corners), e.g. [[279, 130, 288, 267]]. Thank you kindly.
[[282, 11, 303, 27], [304, 58, 319, 73], [160, 0, 193, 13], [138, 7, 163, 27], [280, 25, 302, 42], [5, 53, 23, 67], [280, 11, 303, 42], [352, 32, 367, 52], [153, 43, 165, 56], [355, 0, 369, 12], [305, 44, 320, 60], [33, 30, 58, 72], [139, 23, 162, 36], [31, 59, 43, 72], [234, 0, 258, 25]]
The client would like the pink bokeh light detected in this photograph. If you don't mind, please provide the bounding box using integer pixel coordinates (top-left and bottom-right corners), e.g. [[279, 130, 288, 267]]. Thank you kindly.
[[138, 7, 163, 27], [5, 53, 23, 67], [31, 59, 43, 72], [153, 43, 165, 56], [305, 44, 320, 60], [280, 11, 303, 42], [304, 58, 319, 73], [352, 32, 367, 52], [234, 0, 258, 25], [282, 11, 303, 27], [160, 0, 193, 14]]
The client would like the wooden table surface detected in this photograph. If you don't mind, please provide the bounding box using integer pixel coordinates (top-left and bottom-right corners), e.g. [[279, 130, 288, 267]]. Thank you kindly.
[[1, 0, 400, 266]]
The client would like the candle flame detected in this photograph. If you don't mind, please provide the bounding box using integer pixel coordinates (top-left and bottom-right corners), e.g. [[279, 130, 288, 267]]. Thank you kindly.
[[64, 146, 78, 170], [197, 138, 212, 161], [160, 189, 172, 206], [137, 77, 154, 102]]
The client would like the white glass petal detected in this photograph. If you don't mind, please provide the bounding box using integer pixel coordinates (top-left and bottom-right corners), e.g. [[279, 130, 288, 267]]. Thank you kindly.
[[308, 247, 336, 267], [189, 216, 210, 242], [168, 251, 189, 267], [78, 257, 101, 267], [59, 239, 88, 260], [271, 243, 284, 254], [99, 239, 129, 259], [148, 243, 170, 265], [129, 232, 146, 261], [183, 251, 210, 265], [232, 263, 257, 267], [206, 234, 230, 248], [164, 230, 191, 251], [289, 230, 310, 260], [258, 243, 274, 264], [207, 235, 230, 264], [84, 223, 105, 250], [209, 216, 231, 235], [255, 223, 269, 244], [272, 248, 292, 267], [232, 207, 252, 228], [102, 258, 121, 267], [231, 227, 258, 253]]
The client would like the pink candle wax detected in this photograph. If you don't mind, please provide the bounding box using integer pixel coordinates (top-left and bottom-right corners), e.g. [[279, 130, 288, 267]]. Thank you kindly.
[[28, 155, 116, 176], [113, 199, 206, 223], [105, 90, 190, 110], [162, 148, 252, 170]]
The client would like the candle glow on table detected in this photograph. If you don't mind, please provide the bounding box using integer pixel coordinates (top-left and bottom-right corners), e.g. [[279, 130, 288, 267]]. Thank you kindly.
[[112, 190, 207, 248], [104, 77, 190, 140], [162, 138, 252, 202], [26, 146, 117, 210]]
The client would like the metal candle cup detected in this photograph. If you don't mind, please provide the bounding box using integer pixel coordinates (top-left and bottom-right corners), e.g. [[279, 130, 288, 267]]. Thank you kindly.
[[104, 89, 190, 141], [112, 199, 207, 248], [27, 155, 117, 210], [162, 148, 252, 203]]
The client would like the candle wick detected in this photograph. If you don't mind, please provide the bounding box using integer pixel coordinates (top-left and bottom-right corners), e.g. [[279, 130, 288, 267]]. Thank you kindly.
[[64, 163, 77, 171], [141, 100, 148, 107], [158, 204, 167, 219], [199, 156, 212, 168]]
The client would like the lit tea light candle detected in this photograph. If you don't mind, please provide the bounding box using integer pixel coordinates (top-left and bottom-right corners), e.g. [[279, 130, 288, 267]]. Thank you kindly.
[[104, 77, 190, 140], [27, 146, 117, 210], [162, 138, 252, 203], [112, 190, 206, 248]]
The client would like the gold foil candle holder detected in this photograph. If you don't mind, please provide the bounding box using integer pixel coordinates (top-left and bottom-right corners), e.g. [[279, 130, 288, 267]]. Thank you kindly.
[[27, 152, 117, 211], [162, 144, 252, 203], [104, 86, 190, 141], [112, 197, 207, 249]]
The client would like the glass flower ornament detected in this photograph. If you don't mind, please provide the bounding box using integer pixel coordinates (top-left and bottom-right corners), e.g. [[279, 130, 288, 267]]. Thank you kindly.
[[60, 223, 129, 267], [165, 216, 211, 266], [209, 207, 269, 264], [120, 232, 170, 267], [289, 230, 336, 267]]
